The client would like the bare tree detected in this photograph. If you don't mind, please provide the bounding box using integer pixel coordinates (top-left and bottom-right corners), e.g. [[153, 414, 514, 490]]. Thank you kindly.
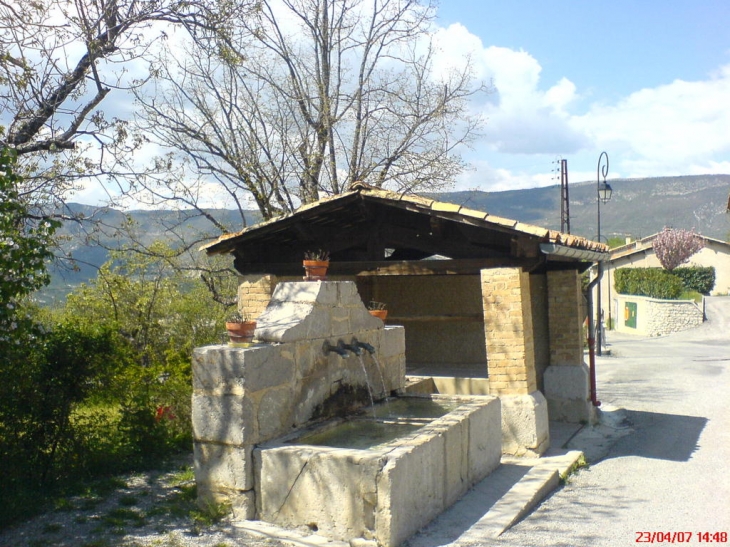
[[128, 0, 487, 222], [0, 0, 249, 219]]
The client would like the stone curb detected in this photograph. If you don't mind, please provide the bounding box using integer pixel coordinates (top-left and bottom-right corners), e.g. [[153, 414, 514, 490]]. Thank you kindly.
[[453, 450, 583, 542]]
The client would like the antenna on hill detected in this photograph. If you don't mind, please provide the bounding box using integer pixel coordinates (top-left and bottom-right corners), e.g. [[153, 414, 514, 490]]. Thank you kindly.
[[552, 157, 571, 233]]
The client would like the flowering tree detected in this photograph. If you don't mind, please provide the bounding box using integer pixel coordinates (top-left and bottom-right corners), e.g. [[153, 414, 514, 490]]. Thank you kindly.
[[652, 227, 705, 271]]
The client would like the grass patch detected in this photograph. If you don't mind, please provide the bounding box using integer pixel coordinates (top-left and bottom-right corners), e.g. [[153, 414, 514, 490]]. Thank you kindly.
[[559, 454, 589, 485], [102, 506, 147, 528], [167, 465, 195, 485]]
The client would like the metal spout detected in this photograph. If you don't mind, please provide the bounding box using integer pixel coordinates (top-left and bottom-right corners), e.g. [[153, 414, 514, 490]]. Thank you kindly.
[[354, 339, 375, 355], [342, 342, 363, 356], [323, 340, 349, 358]]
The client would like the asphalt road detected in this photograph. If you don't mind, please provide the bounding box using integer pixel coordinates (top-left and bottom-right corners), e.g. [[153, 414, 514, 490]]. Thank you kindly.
[[492, 296, 730, 547]]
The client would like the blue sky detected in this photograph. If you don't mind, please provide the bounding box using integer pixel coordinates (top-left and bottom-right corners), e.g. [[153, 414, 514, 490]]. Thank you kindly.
[[433, 0, 730, 191], [66, 1, 730, 205]]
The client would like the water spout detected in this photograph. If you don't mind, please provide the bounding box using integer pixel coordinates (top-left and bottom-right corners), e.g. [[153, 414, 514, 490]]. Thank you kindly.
[[353, 339, 375, 355], [323, 340, 349, 358], [342, 341, 363, 356]]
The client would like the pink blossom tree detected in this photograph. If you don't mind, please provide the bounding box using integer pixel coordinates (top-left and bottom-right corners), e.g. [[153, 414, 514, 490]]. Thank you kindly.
[[652, 227, 705, 271]]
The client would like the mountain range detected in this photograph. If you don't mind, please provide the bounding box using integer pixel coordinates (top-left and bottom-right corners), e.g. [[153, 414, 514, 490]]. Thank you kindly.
[[44, 174, 730, 303]]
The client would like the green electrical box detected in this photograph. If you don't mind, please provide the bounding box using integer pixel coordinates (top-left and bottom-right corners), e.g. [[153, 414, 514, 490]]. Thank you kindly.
[[624, 302, 637, 329]]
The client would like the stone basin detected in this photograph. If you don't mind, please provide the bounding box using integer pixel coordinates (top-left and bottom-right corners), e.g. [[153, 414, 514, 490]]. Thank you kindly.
[[254, 394, 501, 547]]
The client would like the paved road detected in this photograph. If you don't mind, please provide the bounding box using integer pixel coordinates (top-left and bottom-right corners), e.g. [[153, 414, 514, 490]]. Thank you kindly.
[[491, 297, 730, 547]]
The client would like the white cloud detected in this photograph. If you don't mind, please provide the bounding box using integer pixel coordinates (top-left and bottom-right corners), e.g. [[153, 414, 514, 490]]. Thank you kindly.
[[434, 24, 589, 156], [434, 22, 730, 190], [576, 65, 730, 177]]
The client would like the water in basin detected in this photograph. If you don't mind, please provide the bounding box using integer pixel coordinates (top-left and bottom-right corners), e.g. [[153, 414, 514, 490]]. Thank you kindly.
[[292, 396, 461, 449], [370, 396, 458, 419], [295, 420, 421, 449]]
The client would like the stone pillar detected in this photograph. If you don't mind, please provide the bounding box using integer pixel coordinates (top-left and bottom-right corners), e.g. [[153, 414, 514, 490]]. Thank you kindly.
[[481, 267, 549, 456], [238, 274, 278, 320], [544, 270, 596, 424]]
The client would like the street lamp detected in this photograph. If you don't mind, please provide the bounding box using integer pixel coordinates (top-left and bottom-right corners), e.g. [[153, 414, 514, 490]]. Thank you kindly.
[[596, 151, 612, 356]]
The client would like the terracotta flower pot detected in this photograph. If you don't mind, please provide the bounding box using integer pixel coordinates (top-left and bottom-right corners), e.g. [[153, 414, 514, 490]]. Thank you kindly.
[[369, 309, 388, 321], [226, 321, 257, 345], [303, 260, 329, 281]]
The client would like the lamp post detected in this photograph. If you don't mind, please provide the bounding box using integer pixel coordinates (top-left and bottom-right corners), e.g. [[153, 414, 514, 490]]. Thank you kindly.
[[596, 151, 612, 356]]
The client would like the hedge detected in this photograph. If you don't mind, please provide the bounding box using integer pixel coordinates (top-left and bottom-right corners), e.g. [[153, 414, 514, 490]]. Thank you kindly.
[[614, 266, 716, 299], [614, 268, 684, 299], [671, 267, 716, 295]]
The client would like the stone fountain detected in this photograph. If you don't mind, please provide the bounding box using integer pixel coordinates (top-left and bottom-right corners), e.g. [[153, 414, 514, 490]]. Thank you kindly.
[[192, 281, 501, 546]]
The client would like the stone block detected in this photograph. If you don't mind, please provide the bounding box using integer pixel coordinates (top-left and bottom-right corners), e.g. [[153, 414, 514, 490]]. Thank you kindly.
[[336, 280, 365, 306], [466, 397, 502, 480], [255, 301, 319, 342], [256, 447, 381, 541], [256, 281, 382, 343], [330, 306, 352, 336], [192, 393, 255, 446], [375, 435, 446, 547], [269, 281, 336, 305], [440, 413, 469, 506], [292, 370, 337, 424], [379, 326, 406, 359], [294, 341, 320, 378], [544, 364, 595, 423], [193, 344, 295, 393], [257, 386, 295, 442], [194, 442, 254, 491], [499, 391, 549, 457], [544, 364, 589, 399], [350, 307, 383, 332]]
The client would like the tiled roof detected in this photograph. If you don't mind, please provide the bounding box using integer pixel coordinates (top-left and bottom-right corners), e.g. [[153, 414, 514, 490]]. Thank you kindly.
[[201, 182, 607, 255]]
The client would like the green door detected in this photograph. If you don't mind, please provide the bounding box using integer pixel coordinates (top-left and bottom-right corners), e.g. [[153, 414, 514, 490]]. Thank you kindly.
[[624, 302, 637, 329]]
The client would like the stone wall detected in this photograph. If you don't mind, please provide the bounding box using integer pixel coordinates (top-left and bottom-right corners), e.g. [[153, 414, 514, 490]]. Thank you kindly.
[[237, 274, 278, 320], [615, 294, 704, 336], [239, 274, 488, 372], [193, 281, 406, 519], [364, 275, 486, 368]]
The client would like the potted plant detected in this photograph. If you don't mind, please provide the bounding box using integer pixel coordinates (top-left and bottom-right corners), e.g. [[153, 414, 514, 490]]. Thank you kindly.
[[225, 310, 257, 346], [368, 301, 388, 321], [303, 249, 330, 280]]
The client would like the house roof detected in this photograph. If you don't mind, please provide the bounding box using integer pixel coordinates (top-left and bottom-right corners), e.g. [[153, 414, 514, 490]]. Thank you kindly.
[[202, 182, 608, 276], [610, 232, 730, 262]]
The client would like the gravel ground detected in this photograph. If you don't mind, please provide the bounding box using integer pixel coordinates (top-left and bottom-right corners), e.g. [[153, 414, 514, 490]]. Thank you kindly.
[[0, 453, 290, 547]]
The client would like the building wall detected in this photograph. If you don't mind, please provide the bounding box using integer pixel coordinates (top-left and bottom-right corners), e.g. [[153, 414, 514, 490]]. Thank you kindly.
[[239, 274, 488, 370], [362, 275, 487, 368], [529, 273, 549, 392]]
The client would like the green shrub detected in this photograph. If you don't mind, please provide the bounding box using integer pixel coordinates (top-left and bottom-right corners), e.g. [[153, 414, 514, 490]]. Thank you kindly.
[[614, 268, 684, 299], [671, 267, 715, 295]]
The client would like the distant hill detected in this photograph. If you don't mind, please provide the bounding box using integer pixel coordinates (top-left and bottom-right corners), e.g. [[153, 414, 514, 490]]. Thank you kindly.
[[436, 174, 730, 242], [43, 174, 730, 303]]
